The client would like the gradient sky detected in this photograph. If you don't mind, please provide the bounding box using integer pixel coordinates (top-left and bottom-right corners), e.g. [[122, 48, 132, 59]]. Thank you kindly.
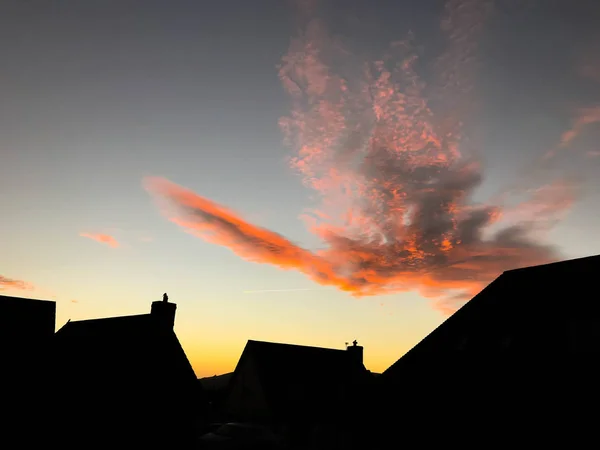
[[2, 0, 600, 377]]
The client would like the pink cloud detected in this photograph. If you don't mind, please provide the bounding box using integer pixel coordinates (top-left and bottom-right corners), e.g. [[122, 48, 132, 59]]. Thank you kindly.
[[586, 150, 600, 158], [560, 106, 600, 147], [0, 275, 34, 291], [79, 232, 120, 248]]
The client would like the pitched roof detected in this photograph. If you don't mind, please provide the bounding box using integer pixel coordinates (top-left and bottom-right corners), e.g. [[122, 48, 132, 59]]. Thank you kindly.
[[56, 313, 158, 338], [53, 312, 199, 391], [228, 340, 369, 419], [50, 304, 208, 446], [381, 253, 600, 380]]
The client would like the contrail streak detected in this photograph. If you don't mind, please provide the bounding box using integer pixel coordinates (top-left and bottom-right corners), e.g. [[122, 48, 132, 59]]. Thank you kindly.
[[243, 288, 326, 294]]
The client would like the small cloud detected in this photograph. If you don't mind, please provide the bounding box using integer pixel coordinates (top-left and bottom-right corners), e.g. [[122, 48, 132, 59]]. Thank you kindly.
[[0, 275, 34, 291], [560, 106, 600, 147], [580, 63, 600, 83], [586, 150, 600, 158], [70, 299, 79, 303], [577, 36, 600, 84], [79, 232, 119, 248]]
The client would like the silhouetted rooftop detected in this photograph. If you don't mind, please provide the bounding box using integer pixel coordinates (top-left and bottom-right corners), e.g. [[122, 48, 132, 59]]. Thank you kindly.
[[0, 294, 56, 340], [52, 302, 205, 445], [225, 340, 370, 421], [382, 253, 600, 380], [200, 372, 234, 391], [1, 295, 57, 447], [505, 253, 600, 274], [0, 294, 55, 306], [57, 313, 155, 334], [54, 310, 197, 382]]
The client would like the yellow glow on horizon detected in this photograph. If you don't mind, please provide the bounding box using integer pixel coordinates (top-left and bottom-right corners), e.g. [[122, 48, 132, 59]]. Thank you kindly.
[[181, 332, 416, 378], [1, 283, 442, 380]]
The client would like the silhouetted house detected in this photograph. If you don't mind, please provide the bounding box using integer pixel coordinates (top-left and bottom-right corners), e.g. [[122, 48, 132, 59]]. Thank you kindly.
[[200, 372, 234, 393], [51, 295, 206, 446], [199, 372, 234, 419], [363, 254, 600, 447], [221, 340, 372, 432], [0, 295, 56, 445], [0, 294, 56, 338], [0, 294, 55, 363]]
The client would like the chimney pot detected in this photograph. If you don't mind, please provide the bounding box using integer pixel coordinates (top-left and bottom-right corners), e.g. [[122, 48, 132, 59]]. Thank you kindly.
[[346, 340, 363, 366], [151, 296, 176, 329]]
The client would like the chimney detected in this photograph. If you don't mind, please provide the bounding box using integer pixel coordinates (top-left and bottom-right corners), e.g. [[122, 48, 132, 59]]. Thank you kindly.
[[151, 292, 177, 329], [346, 339, 364, 366]]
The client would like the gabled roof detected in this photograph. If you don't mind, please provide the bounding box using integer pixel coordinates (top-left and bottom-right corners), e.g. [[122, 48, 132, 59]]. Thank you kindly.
[[56, 313, 158, 337], [51, 308, 207, 445], [227, 340, 369, 419], [53, 312, 198, 390], [381, 254, 600, 380]]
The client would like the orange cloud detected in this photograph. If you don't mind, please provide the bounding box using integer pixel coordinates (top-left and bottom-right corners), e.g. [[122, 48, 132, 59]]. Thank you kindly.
[[145, 176, 557, 314], [146, 0, 573, 315], [0, 275, 34, 291], [79, 232, 120, 248]]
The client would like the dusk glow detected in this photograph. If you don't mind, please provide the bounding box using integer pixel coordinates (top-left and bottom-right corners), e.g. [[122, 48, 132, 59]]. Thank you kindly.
[[2, 0, 600, 376]]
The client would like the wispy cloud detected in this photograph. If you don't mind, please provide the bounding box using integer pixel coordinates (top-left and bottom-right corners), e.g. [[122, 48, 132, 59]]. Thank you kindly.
[[79, 232, 120, 248], [554, 38, 600, 151], [586, 150, 600, 158], [145, 0, 581, 314], [0, 275, 34, 291], [577, 29, 600, 84], [559, 106, 600, 147]]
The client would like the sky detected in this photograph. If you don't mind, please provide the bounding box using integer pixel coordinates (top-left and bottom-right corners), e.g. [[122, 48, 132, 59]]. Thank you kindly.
[[2, 0, 600, 377]]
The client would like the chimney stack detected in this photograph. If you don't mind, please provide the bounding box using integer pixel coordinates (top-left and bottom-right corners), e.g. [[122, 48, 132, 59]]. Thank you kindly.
[[151, 293, 176, 329], [346, 339, 364, 366]]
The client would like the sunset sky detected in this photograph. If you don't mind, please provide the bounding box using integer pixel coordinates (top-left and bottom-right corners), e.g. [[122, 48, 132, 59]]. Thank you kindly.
[[2, 0, 600, 377]]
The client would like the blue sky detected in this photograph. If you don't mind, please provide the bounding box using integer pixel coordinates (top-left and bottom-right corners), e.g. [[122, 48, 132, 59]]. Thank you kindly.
[[1, 0, 600, 376]]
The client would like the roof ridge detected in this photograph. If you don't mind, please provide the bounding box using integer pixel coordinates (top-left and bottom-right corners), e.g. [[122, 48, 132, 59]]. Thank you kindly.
[[65, 313, 152, 324], [0, 295, 55, 303], [247, 339, 347, 352], [504, 253, 600, 274]]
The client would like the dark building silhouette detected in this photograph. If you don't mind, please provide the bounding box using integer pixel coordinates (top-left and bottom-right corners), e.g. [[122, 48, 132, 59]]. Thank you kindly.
[[355, 255, 600, 448], [220, 339, 374, 446], [199, 371, 234, 419], [0, 295, 56, 342], [0, 295, 56, 446], [51, 294, 206, 447]]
